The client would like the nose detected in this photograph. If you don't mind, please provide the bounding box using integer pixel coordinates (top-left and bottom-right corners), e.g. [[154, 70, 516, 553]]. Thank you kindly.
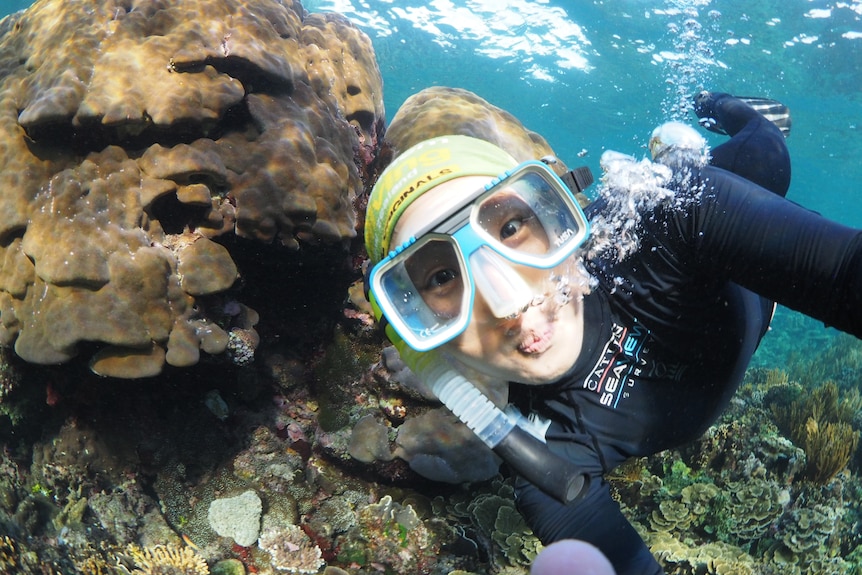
[[469, 246, 534, 319]]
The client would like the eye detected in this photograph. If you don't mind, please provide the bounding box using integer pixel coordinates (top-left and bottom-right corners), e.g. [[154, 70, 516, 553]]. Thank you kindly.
[[417, 266, 463, 318], [499, 217, 528, 241], [426, 267, 459, 289], [403, 239, 464, 318], [478, 193, 540, 247]]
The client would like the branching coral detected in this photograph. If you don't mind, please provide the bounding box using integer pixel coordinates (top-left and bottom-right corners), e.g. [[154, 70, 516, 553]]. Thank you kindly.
[[0, 535, 20, 572], [801, 418, 859, 483], [771, 380, 861, 483]]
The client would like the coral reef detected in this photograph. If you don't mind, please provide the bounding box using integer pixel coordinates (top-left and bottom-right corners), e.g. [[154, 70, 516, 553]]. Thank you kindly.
[[0, 535, 67, 574], [718, 478, 788, 543], [0, 535, 20, 572], [393, 407, 502, 484], [0, 0, 383, 377], [343, 343, 502, 485], [469, 493, 543, 569], [2, 4, 862, 575], [646, 532, 759, 575], [3, 260, 862, 575], [430, 478, 544, 571], [592, 345, 862, 573]]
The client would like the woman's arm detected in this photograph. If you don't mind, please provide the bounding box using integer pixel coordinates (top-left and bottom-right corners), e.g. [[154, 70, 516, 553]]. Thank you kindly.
[[693, 166, 862, 337]]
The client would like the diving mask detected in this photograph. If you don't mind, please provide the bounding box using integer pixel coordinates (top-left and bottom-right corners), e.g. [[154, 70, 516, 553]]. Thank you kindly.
[[368, 160, 590, 352]]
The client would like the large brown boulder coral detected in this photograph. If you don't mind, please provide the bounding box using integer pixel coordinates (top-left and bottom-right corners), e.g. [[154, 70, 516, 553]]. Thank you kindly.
[[382, 86, 573, 177], [0, 0, 384, 377]]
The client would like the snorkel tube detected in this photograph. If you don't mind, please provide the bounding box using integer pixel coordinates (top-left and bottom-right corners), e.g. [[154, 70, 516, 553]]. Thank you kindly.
[[378, 316, 589, 505]]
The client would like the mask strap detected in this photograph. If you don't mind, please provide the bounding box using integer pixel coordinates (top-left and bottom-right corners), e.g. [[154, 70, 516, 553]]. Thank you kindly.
[[560, 166, 594, 194]]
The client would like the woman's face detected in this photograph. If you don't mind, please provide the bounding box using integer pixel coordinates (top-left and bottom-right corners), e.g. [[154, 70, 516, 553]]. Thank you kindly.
[[392, 176, 585, 384]]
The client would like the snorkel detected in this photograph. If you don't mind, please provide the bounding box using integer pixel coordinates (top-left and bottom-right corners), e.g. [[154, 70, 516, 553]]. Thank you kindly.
[[365, 135, 589, 505]]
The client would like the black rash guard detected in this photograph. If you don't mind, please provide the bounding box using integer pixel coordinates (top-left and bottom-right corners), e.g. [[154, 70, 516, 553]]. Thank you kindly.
[[510, 94, 862, 574]]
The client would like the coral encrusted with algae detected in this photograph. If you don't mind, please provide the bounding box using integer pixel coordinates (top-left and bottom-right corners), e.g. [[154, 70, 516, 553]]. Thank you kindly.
[[337, 494, 442, 573], [381, 86, 590, 209], [258, 523, 325, 574], [0, 0, 384, 377]]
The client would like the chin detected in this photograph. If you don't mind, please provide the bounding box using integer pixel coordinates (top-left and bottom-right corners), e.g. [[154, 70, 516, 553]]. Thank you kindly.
[[512, 354, 574, 384]]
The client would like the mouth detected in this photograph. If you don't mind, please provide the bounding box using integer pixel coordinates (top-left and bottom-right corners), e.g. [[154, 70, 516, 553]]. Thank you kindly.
[[517, 323, 554, 355]]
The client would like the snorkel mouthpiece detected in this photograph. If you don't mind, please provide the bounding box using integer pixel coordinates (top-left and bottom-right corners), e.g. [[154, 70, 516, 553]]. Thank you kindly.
[[470, 247, 534, 319]]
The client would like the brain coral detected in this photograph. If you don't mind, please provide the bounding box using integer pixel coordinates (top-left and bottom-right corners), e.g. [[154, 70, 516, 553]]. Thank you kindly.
[[0, 0, 383, 377]]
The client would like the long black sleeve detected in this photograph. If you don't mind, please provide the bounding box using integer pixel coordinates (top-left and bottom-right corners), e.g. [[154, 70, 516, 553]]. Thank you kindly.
[[692, 166, 862, 338]]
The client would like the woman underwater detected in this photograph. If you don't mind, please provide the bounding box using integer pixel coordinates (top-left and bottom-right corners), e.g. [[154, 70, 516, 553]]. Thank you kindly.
[[362, 90, 862, 574]]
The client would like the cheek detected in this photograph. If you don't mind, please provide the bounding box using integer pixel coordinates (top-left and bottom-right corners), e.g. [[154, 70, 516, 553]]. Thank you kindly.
[[449, 320, 503, 362]]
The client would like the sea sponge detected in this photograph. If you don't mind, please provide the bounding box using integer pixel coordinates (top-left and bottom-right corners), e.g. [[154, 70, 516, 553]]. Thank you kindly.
[[348, 415, 393, 464], [0, 0, 383, 377]]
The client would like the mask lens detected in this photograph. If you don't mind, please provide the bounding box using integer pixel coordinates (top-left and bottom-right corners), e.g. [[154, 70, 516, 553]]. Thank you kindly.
[[373, 235, 470, 350], [473, 167, 588, 267]]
